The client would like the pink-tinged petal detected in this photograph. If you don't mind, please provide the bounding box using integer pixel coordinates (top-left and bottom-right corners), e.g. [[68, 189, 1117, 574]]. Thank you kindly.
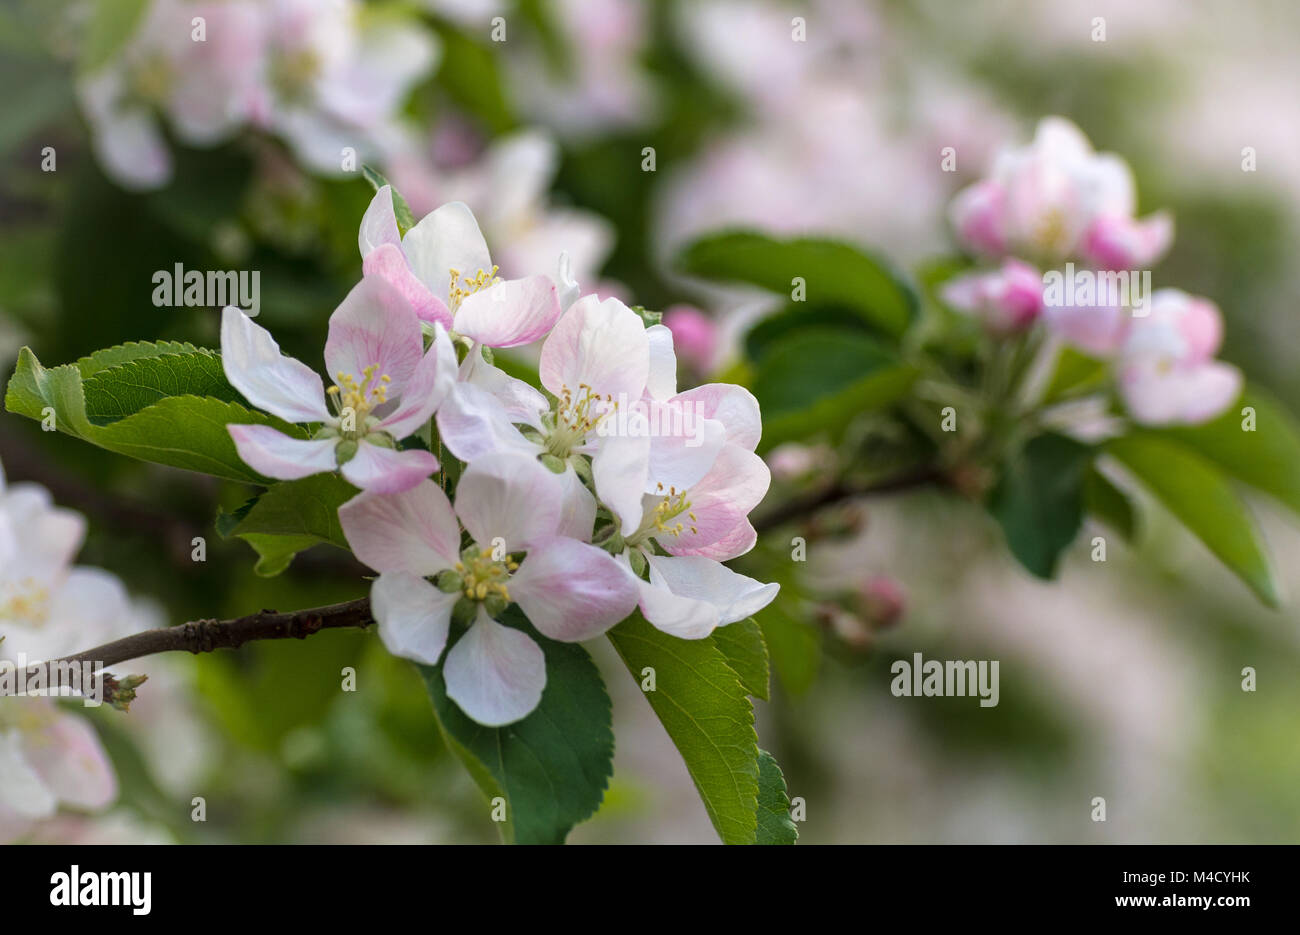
[[26, 713, 116, 811], [220, 307, 330, 423], [455, 275, 562, 348], [435, 381, 539, 463], [670, 520, 758, 562], [645, 403, 727, 493], [460, 353, 548, 429], [555, 251, 581, 311], [557, 467, 597, 541], [511, 537, 638, 641], [1081, 211, 1173, 270], [0, 730, 56, 819], [943, 260, 1042, 334], [228, 425, 339, 481], [363, 243, 454, 329], [338, 480, 460, 576], [377, 323, 456, 439], [371, 571, 456, 665], [443, 608, 546, 726], [659, 446, 770, 558], [1120, 359, 1243, 426], [644, 554, 779, 634], [358, 185, 403, 257], [645, 323, 678, 399], [539, 294, 649, 400], [455, 452, 563, 551], [1042, 292, 1129, 358], [671, 384, 762, 452], [948, 179, 1006, 257], [592, 434, 651, 535], [340, 441, 437, 494], [401, 201, 493, 304], [1130, 289, 1222, 365], [324, 276, 423, 395]]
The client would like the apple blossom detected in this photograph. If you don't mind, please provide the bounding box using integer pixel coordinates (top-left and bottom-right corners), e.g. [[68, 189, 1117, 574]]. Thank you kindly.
[[221, 276, 455, 493], [1117, 290, 1242, 426], [941, 259, 1044, 334], [662, 305, 721, 374], [950, 117, 1172, 268], [359, 190, 566, 341], [437, 294, 725, 536], [338, 452, 638, 726]]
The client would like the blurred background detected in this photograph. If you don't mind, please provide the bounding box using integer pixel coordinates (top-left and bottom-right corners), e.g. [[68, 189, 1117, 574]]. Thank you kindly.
[[2, 0, 1298, 843]]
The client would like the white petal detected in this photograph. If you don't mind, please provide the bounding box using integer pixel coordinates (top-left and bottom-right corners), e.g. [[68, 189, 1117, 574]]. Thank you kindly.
[[358, 185, 403, 258], [645, 324, 678, 399], [454, 452, 563, 551], [23, 713, 116, 811], [372, 572, 456, 665], [539, 294, 649, 401], [443, 608, 546, 726], [338, 480, 460, 576], [557, 466, 597, 541], [511, 537, 638, 641], [592, 434, 651, 535], [377, 323, 457, 439], [340, 440, 438, 494], [642, 553, 780, 636], [435, 381, 540, 463], [221, 307, 330, 423], [401, 201, 493, 303], [454, 275, 561, 348], [460, 352, 548, 429], [228, 425, 339, 481], [0, 730, 56, 819]]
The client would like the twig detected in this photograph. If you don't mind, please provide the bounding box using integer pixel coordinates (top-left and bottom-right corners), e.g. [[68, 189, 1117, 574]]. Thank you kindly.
[[753, 468, 942, 533], [8, 598, 374, 708]]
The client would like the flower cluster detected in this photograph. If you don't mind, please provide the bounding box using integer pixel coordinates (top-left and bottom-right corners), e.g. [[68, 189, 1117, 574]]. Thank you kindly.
[[943, 117, 1240, 426], [0, 461, 145, 841], [223, 193, 779, 726], [78, 0, 436, 190]]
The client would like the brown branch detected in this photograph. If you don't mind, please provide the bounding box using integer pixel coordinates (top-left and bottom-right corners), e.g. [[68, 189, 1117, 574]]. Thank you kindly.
[[8, 598, 374, 708], [753, 468, 943, 533]]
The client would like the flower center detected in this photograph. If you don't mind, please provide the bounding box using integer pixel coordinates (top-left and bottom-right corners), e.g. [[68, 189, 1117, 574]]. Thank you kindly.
[[0, 578, 50, 628], [327, 363, 391, 434], [627, 483, 697, 546], [545, 383, 614, 459], [455, 547, 517, 603], [272, 48, 321, 101], [447, 266, 500, 313]]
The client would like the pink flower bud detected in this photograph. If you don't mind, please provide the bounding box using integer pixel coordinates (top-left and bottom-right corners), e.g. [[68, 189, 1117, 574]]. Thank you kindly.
[[1081, 212, 1173, 271], [861, 575, 905, 628], [941, 259, 1042, 334], [949, 179, 1007, 257], [663, 304, 719, 372]]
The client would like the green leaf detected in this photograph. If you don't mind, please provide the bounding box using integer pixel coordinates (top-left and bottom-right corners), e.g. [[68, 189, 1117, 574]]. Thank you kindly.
[[5, 346, 304, 484], [73, 340, 215, 379], [677, 232, 917, 339], [80, 0, 151, 73], [709, 618, 769, 701], [1154, 386, 1300, 519], [1084, 467, 1136, 541], [1041, 346, 1108, 404], [218, 475, 355, 575], [755, 750, 798, 845], [751, 328, 917, 451], [361, 165, 416, 235], [419, 609, 614, 845], [990, 432, 1094, 578], [607, 613, 761, 844], [1108, 434, 1279, 606], [758, 589, 822, 697], [81, 352, 238, 424]]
